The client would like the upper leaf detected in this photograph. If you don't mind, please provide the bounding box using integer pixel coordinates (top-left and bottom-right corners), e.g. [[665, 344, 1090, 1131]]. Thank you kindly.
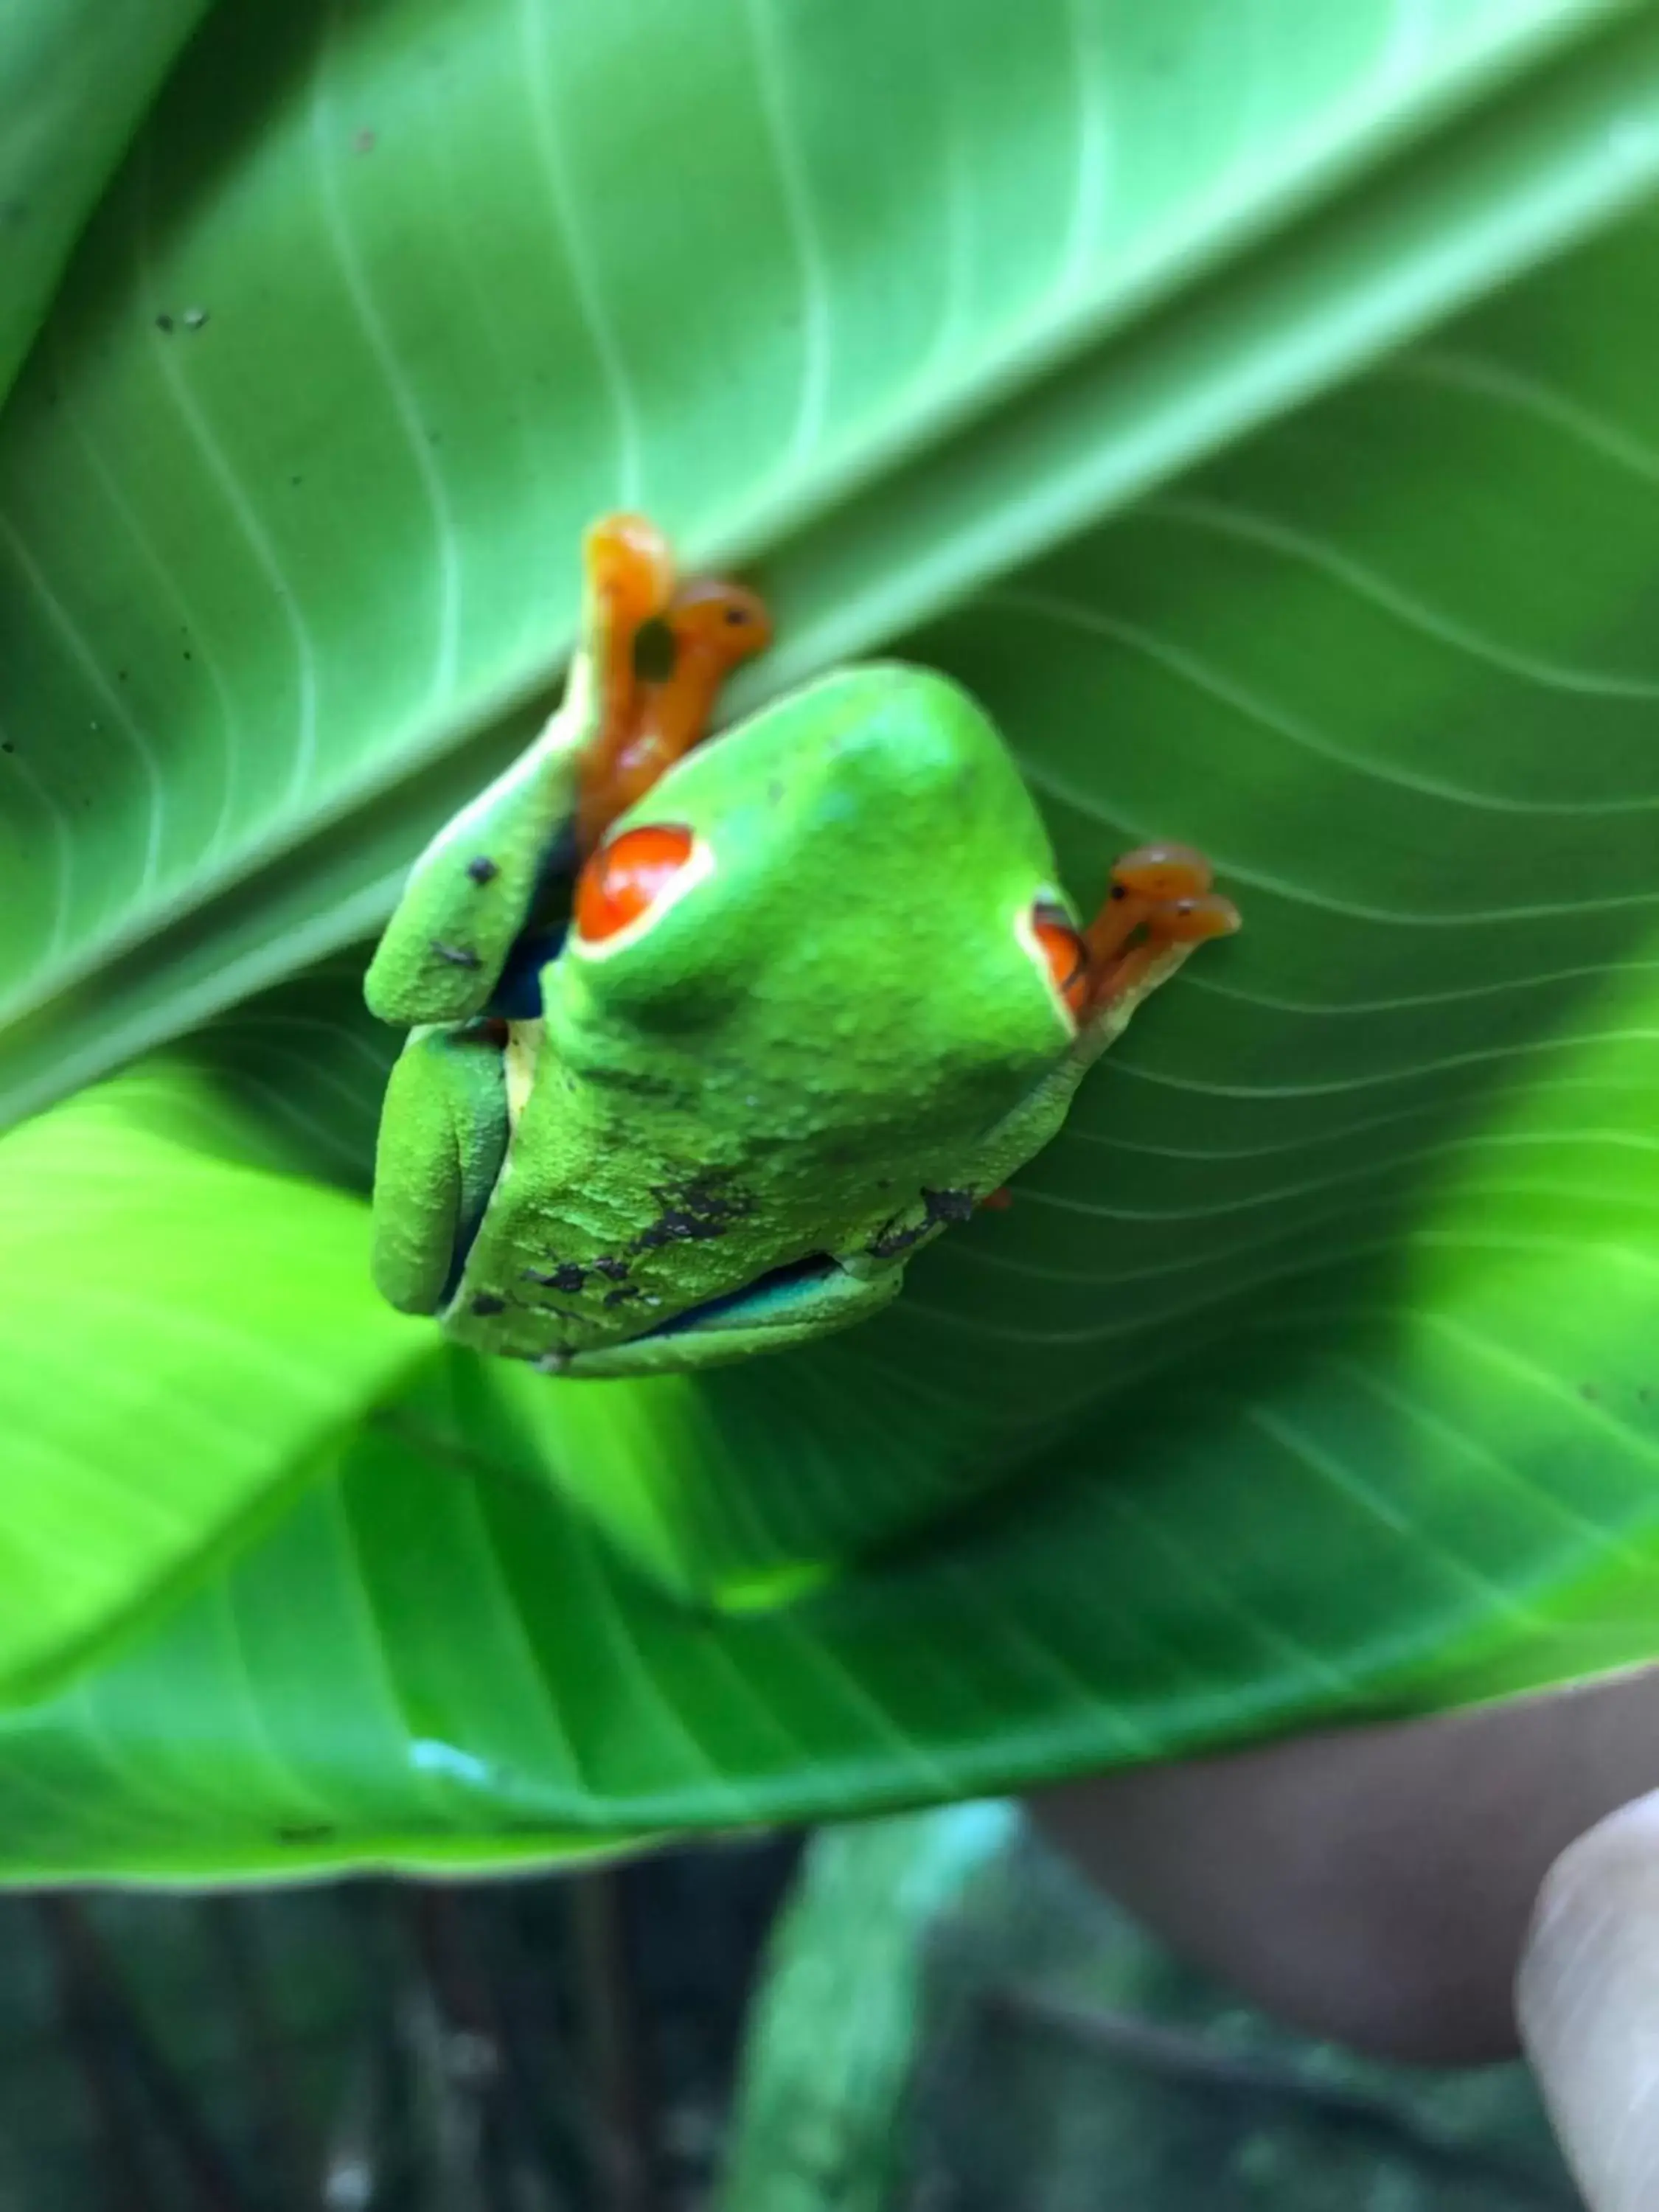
[[0, 0, 1632, 1114], [0, 0, 210, 406]]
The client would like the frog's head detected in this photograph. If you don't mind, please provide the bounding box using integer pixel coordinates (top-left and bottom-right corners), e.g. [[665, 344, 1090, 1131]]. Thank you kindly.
[[542, 664, 1084, 1170]]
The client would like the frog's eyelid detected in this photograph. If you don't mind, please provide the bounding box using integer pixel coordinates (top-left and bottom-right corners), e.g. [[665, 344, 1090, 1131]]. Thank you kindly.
[[1013, 894, 1084, 1032]]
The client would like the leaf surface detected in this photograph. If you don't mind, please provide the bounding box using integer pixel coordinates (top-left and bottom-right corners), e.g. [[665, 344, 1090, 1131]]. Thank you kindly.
[[1, 0, 1658, 1876], [0, 1068, 425, 1703]]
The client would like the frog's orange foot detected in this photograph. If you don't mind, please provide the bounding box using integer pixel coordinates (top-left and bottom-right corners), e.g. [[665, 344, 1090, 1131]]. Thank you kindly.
[[575, 515, 773, 856], [1081, 841, 1239, 1014], [583, 512, 675, 640], [599, 575, 772, 828]]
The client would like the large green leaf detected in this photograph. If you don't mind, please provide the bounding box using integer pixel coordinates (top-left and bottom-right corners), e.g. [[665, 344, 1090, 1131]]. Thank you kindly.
[[1, 0, 1658, 1877], [0, 1066, 426, 1703], [0, 1107, 1650, 1879], [175, 197, 1659, 1605]]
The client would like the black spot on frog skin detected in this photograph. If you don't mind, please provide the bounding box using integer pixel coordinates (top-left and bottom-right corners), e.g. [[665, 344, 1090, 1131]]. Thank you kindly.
[[634, 1207, 725, 1250], [869, 1186, 975, 1259], [632, 1170, 757, 1252], [524, 1262, 587, 1294], [594, 1256, 630, 1282], [467, 855, 499, 885], [470, 1292, 507, 1316], [433, 940, 481, 969], [868, 1218, 926, 1259], [603, 1284, 642, 1310]]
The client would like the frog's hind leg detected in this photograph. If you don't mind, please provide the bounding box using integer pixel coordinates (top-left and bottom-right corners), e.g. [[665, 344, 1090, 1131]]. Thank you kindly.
[[370, 1023, 510, 1315]]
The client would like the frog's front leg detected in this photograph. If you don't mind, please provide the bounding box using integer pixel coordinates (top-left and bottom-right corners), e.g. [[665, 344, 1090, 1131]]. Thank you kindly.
[[1077, 843, 1240, 1032], [947, 845, 1242, 1214], [574, 575, 772, 855], [364, 514, 675, 1029], [550, 1252, 905, 1379], [370, 1023, 511, 1315]]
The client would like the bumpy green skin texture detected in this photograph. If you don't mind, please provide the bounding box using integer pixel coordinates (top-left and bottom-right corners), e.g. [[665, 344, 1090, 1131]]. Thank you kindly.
[[366, 662, 1191, 1378]]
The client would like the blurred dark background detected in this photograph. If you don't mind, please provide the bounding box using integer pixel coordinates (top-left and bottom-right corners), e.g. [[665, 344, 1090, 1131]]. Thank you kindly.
[[0, 1815, 1584, 2212]]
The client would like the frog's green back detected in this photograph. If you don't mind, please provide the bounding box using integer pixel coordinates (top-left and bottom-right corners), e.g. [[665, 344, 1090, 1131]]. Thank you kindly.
[[445, 664, 1077, 1363], [563, 661, 1068, 1123]]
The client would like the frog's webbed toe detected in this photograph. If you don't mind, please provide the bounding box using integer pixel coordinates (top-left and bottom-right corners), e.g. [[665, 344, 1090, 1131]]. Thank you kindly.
[[1079, 843, 1240, 1018]]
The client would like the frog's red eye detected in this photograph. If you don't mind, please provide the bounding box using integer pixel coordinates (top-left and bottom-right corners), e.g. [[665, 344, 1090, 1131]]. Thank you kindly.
[[574, 824, 696, 944], [1030, 901, 1090, 1017]]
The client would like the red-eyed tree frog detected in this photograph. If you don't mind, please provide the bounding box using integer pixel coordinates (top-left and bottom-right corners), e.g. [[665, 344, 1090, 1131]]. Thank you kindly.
[[364, 516, 1238, 1378]]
